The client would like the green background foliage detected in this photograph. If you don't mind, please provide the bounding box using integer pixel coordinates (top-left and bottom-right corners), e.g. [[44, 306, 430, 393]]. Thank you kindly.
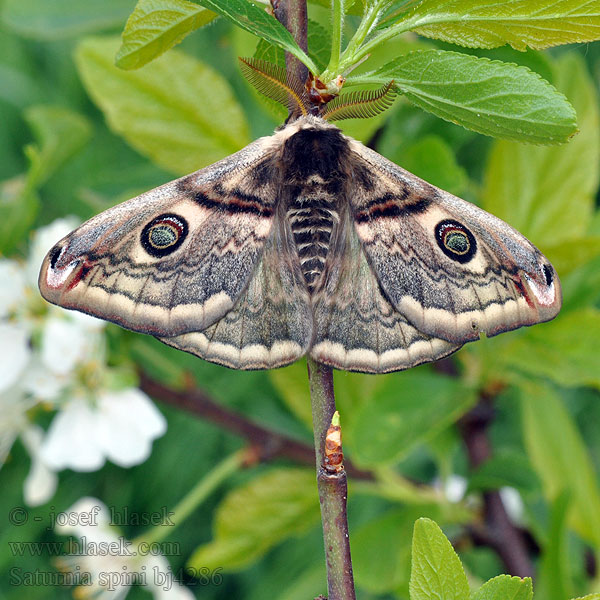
[[1, 0, 600, 598]]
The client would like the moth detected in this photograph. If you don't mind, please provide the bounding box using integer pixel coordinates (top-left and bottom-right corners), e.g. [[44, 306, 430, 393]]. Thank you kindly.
[[38, 60, 561, 374]]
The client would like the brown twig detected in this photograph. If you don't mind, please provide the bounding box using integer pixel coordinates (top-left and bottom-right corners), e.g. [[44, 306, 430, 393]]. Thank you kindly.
[[460, 398, 535, 579], [271, 1, 356, 595], [272, 0, 309, 91], [139, 371, 372, 480], [308, 359, 356, 600]]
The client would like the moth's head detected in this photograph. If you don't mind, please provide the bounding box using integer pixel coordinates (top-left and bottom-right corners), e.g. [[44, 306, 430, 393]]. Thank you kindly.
[[238, 57, 397, 123]]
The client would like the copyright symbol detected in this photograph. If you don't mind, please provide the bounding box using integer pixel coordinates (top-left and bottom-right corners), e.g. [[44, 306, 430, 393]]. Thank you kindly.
[[9, 507, 28, 526]]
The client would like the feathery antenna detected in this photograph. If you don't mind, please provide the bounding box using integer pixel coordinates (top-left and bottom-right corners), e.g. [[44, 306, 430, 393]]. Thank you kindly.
[[239, 57, 309, 117], [322, 81, 397, 121]]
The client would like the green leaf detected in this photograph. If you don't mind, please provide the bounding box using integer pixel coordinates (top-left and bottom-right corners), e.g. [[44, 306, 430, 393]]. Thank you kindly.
[[387, 134, 468, 196], [353, 510, 412, 594], [482, 53, 599, 246], [276, 564, 327, 600], [467, 449, 539, 494], [543, 237, 600, 278], [561, 253, 600, 312], [307, 19, 330, 72], [0, 64, 40, 108], [188, 468, 319, 570], [591, 210, 600, 235], [269, 360, 312, 429], [520, 380, 600, 547], [377, 101, 476, 167], [195, 0, 317, 73], [333, 370, 385, 419], [270, 362, 395, 437], [401, 0, 600, 51], [501, 308, 600, 389], [0, 105, 90, 254], [309, 0, 363, 15], [349, 370, 477, 468], [254, 38, 285, 67], [367, 50, 577, 144], [536, 492, 573, 600], [253, 19, 328, 72], [334, 102, 394, 143], [410, 518, 470, 600], [472, 574, 533, 600], [473, 46, 555, 86], [572, 595, 600, 600], [23, 105, 92, 187], [116, 0, 217, 70], [2, 0, 136, 39], [0, 176, 39, 255], [131, 337, 187, 388], [75, 36, 250, 175], [353, 506, 446, 596]]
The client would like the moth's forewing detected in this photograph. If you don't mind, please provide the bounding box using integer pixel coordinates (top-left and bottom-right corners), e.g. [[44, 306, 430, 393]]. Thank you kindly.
[[39, 137, 281, 337], [346, 139, 561, 345]]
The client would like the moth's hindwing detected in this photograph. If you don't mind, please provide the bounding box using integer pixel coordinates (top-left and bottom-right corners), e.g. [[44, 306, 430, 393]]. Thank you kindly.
[[159, 219, 312, 370], [311, 209, 461, 373], [39, 136, 282, 338], [346, 139, 561, 346]]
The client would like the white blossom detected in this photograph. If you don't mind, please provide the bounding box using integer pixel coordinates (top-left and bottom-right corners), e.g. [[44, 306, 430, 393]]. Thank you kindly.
[[1, 219, 167, 506], [55, 498, 194, 600], [0, 322, 30, 393], [41, 389, 166, 472], [499, 486, 525, 526], [21, 425, 58, 507], [433, 474, 468, 503], [0, 383, 33, 465]]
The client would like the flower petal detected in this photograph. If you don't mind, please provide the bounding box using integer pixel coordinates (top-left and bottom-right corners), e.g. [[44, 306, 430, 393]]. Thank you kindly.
[[55, 496, 112, 536], [0, 260, 26, 317], [41, 316, 101, 376], [21, 425, 58, 506], [97, 389, 166, 468], [41, 400, 105, 471], [145, 555, 195, 599], [0, 385, 34, 465], [500, 486, 525, 526], [0, 323, 31, 392], [0, 428, 18, 468], [24, 358, 66, 402]]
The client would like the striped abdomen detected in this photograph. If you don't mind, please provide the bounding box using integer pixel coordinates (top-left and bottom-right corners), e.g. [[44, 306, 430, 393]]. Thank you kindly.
[[287, 186, 339, 293]]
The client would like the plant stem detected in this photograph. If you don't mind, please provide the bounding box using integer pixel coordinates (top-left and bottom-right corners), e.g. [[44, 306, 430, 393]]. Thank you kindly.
[[136, 449, 245, 545], [307, 358, 356, 600], [275, 0, 356, 591], [307, 359, 336, 468], [325, 0, 345, 76], [460, 400, 535, 579], [326, 0, 386, 79], [272, 0, 309, 87], [342, 12, 421, 68]]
